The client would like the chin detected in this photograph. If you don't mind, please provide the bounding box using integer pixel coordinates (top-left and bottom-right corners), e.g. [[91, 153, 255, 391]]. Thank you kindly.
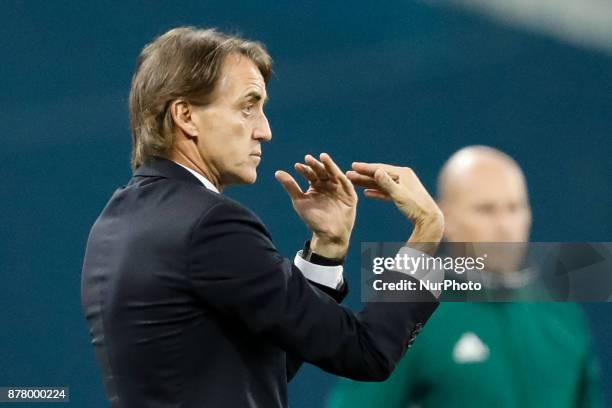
[[223, 166, 258, 186], [246, 172, 258, 184], [236, 170, 258, 185]]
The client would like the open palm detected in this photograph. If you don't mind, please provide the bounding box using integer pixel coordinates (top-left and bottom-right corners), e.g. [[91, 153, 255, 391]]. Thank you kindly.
[[275, 153, 357, 246]]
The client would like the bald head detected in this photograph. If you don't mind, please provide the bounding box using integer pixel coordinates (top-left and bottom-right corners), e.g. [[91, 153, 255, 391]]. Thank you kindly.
[[437, 146, 531, 243]]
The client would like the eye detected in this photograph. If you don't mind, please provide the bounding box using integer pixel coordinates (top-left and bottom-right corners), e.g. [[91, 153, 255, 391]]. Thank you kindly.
[[242, 104, 254, 116], [474, 203, 495, 215]]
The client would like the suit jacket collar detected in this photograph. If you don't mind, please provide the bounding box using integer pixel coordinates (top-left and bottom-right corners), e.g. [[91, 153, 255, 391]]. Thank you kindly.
[[133, 157, 205, 188]]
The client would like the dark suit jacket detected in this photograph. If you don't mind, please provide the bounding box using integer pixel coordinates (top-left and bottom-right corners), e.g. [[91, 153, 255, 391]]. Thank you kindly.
[[81, 158, 438, 408]]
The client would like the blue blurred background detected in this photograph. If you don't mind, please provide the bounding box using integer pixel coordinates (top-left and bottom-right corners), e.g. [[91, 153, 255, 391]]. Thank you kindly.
[[1, 1, 610, 406]]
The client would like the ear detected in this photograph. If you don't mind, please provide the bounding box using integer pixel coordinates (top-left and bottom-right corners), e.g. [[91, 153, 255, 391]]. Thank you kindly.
[[170, 99, 199, 138]]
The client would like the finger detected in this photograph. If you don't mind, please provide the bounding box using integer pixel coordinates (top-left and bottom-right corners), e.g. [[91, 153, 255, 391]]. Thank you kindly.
[[320, 153, 343, 179], [351, 162, 399, 179], [373, 168, 398, 197], [351, 162, 385, 177], [363, 188, 392, 201], [346, 171, 378, 189], [294, 163, 317, 183], [320, 153, 354, 191], [305, 154, 331, 180], [275, 170, 304, 200]]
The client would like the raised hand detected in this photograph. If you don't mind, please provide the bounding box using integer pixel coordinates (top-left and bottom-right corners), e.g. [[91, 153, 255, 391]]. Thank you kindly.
[[275, 153, 357, 259], [347, 162, 444, 251]]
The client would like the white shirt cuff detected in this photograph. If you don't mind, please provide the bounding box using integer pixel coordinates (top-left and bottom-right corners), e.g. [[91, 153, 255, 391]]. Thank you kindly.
[[294, 250, 344, 290], [390, 246, 444, 299]]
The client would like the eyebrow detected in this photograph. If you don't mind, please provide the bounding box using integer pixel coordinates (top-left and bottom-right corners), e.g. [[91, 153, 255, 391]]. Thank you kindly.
[[243, 91, 269, 104]]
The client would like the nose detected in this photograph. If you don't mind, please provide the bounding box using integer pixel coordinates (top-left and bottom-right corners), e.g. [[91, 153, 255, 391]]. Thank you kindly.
[[253, 113, 272, 142], [494, 213, 519, 242]]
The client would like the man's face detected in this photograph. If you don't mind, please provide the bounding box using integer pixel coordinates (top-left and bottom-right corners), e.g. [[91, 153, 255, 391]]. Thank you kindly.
[[191, 53, 271, 186], [443, 161, 532, 243]]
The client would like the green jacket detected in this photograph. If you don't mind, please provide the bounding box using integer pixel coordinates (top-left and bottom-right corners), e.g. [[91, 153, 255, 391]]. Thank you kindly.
[[328, 302, 603, 408]]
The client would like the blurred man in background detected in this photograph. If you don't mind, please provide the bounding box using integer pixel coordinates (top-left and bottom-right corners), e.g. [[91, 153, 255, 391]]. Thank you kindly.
[[328, 146, 603, 407]]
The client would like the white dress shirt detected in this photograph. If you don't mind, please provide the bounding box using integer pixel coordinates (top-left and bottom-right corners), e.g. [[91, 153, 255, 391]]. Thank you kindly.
[[391, 246, 444, 299], [174, 161, 344, 290], [175, 162, 220, 193]]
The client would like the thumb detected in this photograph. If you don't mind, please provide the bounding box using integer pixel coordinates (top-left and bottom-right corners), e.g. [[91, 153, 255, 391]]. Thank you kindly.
[[374, 168, 397, 197], [275, 170, 303, 200]]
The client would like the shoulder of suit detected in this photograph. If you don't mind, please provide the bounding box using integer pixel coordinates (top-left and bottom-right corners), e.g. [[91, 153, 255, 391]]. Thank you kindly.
[[132, 175, 264, 229], [185, 189, 268, 233]]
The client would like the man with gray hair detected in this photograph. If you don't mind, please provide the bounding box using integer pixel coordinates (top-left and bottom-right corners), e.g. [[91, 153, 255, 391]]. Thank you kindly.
[[81, 27, 444, 407]]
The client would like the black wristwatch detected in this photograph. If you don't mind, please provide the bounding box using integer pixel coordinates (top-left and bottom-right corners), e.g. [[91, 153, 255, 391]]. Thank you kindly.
[[301, 240, 345, 266]]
